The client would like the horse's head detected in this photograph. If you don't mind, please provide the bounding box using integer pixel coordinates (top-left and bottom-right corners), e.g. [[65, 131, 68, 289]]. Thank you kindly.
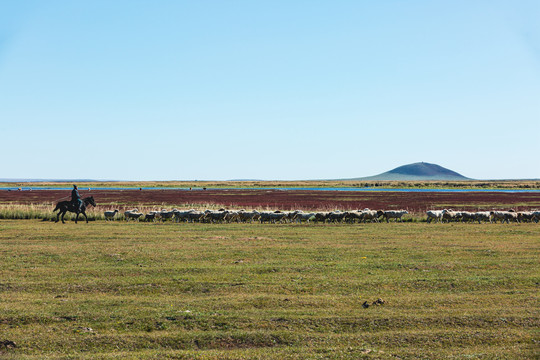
[[87, 196, 96, 207]]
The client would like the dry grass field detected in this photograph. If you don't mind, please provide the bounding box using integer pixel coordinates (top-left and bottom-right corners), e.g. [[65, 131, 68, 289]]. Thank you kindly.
[[0, 220, 538, 359]]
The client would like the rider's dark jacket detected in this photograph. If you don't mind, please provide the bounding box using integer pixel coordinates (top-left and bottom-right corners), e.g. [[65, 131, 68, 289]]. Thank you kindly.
[[71, 188, 81, 203]]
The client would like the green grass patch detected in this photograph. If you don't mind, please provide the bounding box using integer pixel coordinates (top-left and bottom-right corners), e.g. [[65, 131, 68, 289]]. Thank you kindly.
[[0, 220, 538, 359]]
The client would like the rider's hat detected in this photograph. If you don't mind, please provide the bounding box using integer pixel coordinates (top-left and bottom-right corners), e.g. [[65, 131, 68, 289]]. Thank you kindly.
[[73, 184, 77, 189]]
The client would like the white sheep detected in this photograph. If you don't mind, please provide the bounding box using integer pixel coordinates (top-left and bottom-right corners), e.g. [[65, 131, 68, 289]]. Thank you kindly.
[[426, 210, 445, 223], [124, 210, 143, 221], [237, 210, 260, 223], [104, 209, 119, 221], [382, 210, 409, 223], [292, 212, 316, 223], [361, 209, 384, 223], [473, 211, 492, 224]]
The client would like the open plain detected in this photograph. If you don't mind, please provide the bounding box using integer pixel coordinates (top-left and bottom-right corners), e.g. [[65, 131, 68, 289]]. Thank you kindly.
[[0, 218, 538, 359], [1, 186, 539, 358]]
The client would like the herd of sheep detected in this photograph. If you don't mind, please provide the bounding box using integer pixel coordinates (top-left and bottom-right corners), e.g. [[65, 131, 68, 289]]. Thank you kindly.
[[104, 208, 540, 224], [427, 209, 540, 223]]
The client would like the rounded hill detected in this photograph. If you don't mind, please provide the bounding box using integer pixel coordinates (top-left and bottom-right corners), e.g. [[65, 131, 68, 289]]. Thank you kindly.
[[351, 162, 471, 181]]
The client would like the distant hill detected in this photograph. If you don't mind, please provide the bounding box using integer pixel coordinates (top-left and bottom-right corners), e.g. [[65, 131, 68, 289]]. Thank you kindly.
[[350, 162, 471, 181]]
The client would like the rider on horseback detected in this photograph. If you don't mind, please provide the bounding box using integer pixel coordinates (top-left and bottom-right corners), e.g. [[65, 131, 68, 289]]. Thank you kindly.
[[71, 185, 83, 212]]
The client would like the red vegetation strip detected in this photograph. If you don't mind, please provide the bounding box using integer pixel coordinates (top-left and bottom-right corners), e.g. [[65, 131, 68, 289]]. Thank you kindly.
[[1, 189, 539, 213]]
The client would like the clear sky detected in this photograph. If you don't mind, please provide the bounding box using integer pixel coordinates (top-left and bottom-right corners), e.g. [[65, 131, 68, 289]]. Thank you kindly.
[[1, 1, 539, 180]]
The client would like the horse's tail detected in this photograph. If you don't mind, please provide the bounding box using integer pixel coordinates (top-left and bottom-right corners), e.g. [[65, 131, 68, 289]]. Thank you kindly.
[[53, 203, 61, 212]]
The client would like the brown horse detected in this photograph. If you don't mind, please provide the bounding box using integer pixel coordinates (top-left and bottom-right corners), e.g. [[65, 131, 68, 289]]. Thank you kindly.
[[53, 196, 96, 224]]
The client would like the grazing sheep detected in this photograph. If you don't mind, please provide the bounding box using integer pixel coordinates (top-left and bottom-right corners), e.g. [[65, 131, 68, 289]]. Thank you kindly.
[[502, 210, 519, 224], [489, 211, 505, 223], [104, 209, 119, 221], [314, 212, 330, 223], [382, 210, 409, 223], [442, 209, 459, 223], [285, 210, 303, 222], [458, 211, 475, 223], [186, 211, 206, 223], [224, 211, 241, 223], [172, 210, 193, 223], [237, 210, 260, 223], [361, 209, 384, 223], [292, 212, 316, 223], [144, 212, 157, 222], [203, 210, 229, 223], [124, 210, 143, 221], [344, 211, 363, 223], [473, 211, 492, 224], [326, 211, 348, 223], [160, 209, 175, 222], [259, 212, 288, 224], [257, 212, 271, 224], [102, 203, 539, 226], [426, 210, 446, 223], [517, 212, 534, 223]]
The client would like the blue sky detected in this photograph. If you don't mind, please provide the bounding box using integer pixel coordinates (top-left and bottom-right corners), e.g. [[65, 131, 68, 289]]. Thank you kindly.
[[1, 1, 538, 180]]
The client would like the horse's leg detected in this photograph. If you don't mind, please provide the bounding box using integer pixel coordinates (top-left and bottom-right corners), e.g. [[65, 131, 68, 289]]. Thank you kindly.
[[61, 211, 66, 224], [83, 211, 88, 223], [75, 212, 80, 224], [55, 210, 60, 223]]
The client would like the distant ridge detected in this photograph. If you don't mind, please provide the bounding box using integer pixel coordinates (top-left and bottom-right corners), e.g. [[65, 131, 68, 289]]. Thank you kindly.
[[350, 162, 471, 181]]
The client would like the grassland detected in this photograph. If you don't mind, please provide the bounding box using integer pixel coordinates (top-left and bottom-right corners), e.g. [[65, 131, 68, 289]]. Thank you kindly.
[[0, 220, 538, 359]]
